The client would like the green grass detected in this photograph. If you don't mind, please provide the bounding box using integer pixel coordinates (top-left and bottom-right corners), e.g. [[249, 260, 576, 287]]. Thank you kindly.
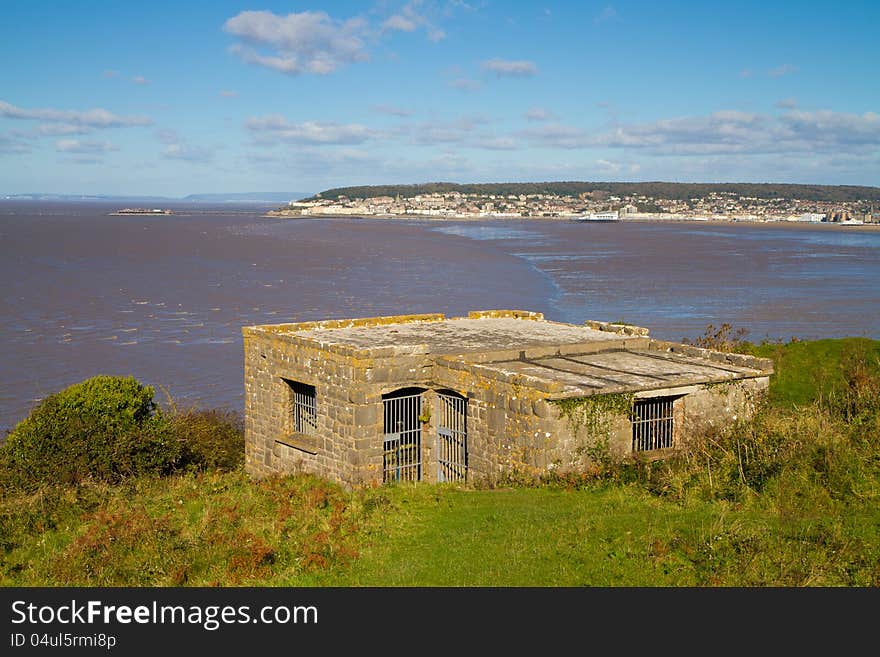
[[2, 338, 879, 587], [312, 485, 725, 586], [748, 337, 880, 407]]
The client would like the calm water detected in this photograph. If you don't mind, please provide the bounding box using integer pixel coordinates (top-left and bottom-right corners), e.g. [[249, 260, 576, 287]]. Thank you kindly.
[[2, 201, 879, 432]]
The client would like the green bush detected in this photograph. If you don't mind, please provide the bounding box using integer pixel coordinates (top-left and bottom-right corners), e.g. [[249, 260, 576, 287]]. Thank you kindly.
[[172, 408, 245, 472], [0, 376, 183, 490]]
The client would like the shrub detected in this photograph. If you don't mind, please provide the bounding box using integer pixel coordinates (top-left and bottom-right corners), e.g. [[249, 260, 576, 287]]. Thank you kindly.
[[824, 340, 880, 424], [682, 323, 750, 353], [171, 408, 245, 472], [0, 376, 183, 490]]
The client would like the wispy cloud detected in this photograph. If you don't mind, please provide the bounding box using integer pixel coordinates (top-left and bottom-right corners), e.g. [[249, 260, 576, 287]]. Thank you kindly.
[[405, 115, 490, 145], [224, 10, 369, 75], [246, 115, 378, 145], [383, 14, 418, 32], [449, 77, 481, 91], [590, 109, 880, 155], [776, 97, 798, 109], [371, 104, 412, 117], [739, 69, 753, 78], [34, 123, 92, 136], [220, 90, 239, 98], [594, 6, 618, 24], [63, 156, 105, 166], [102, 70, 119, 79], [381, 1, 447, 42], [162, 143, 213, 162], [596, 158, 640, 175], [0, 100, 152, 131], [131, 75, 150, 85], [155, 129, 180, 145], [481, 58, 538, 77], [518, 123, 590, 148], [768, 63, 798, 78], [475, 136, 517, 150], [525, 107, 555, 122], [154, 129, 213, 162], [0, 133, 30, 154], [55, 139, 119, 153]]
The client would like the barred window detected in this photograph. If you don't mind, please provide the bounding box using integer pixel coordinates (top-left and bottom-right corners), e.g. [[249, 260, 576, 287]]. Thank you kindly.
[[284, 379, 317, 435], [631, 397, 676, 451]]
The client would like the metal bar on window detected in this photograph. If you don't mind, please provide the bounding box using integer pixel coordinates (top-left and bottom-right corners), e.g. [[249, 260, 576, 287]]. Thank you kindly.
[[631, 397, 675, 451]]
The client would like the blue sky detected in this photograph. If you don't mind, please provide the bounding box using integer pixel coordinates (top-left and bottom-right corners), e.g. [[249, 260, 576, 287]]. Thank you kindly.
[[1, 1, 878, 197]]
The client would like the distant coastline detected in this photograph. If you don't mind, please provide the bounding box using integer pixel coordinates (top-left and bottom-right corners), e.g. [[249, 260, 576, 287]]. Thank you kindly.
[[263, 209, 880, 230], [109, 208, 174, 216], [269, 180, 879, 228]]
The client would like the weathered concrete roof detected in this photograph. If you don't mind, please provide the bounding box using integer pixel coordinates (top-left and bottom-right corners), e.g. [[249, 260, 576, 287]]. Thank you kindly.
[[289, 314, 625, 355], [477, 347, 767, 398], [244, 310, 773, 395]]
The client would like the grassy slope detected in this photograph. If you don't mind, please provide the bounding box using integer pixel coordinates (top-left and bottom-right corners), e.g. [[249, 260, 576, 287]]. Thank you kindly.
[[2, 339, 879, 587], [750, 337, 880, 407]]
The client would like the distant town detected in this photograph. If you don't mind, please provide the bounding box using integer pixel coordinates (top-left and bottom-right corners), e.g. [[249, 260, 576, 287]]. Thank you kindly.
[[270, 187, 879, 225]]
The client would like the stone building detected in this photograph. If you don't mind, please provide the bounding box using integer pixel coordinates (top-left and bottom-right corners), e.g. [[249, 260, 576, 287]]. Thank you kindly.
[[242, 310, 773, 486]]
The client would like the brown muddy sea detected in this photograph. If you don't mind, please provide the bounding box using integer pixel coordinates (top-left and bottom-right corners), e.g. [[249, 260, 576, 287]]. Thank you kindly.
[[2, 200, 879, 432]]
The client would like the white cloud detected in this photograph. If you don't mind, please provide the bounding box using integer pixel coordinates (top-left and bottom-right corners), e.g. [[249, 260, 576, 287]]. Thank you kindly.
[[102, 70, 119, 79], [383, 14, 417, 32], [224, 10, 369, 75], [482, 58, 537, 77], [381, 2, 447, 42], [228, 45, 304, 75], [596, 158, 640, 175], [776, 97, 798, 109], [0, 100, 151, 132], [55, 139, 119, 153], [220, 90, 239, 98], [131, 75, 150, 85], [246, 115, 377, 145]]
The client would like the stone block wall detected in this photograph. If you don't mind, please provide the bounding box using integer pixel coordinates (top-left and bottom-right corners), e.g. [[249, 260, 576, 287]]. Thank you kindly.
[[243, 314, 771, 488], [243, 321, 438, 487]]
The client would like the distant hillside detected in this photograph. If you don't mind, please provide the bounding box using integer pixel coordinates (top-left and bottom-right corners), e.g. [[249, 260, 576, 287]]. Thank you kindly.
[[308, 182, 880, 203], [183, 192, 311, 203]]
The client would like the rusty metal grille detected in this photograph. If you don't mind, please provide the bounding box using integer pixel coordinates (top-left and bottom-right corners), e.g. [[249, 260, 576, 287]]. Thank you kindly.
[[286, 380, 317, 435], [631, 397, 675, 451], [437, 392, 467, 482], [383, 392, 423, 482]]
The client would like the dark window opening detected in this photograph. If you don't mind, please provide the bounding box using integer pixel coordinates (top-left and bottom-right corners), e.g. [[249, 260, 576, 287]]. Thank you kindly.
[[631, 396, 676, 451], [284, 379, 317, 435]]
